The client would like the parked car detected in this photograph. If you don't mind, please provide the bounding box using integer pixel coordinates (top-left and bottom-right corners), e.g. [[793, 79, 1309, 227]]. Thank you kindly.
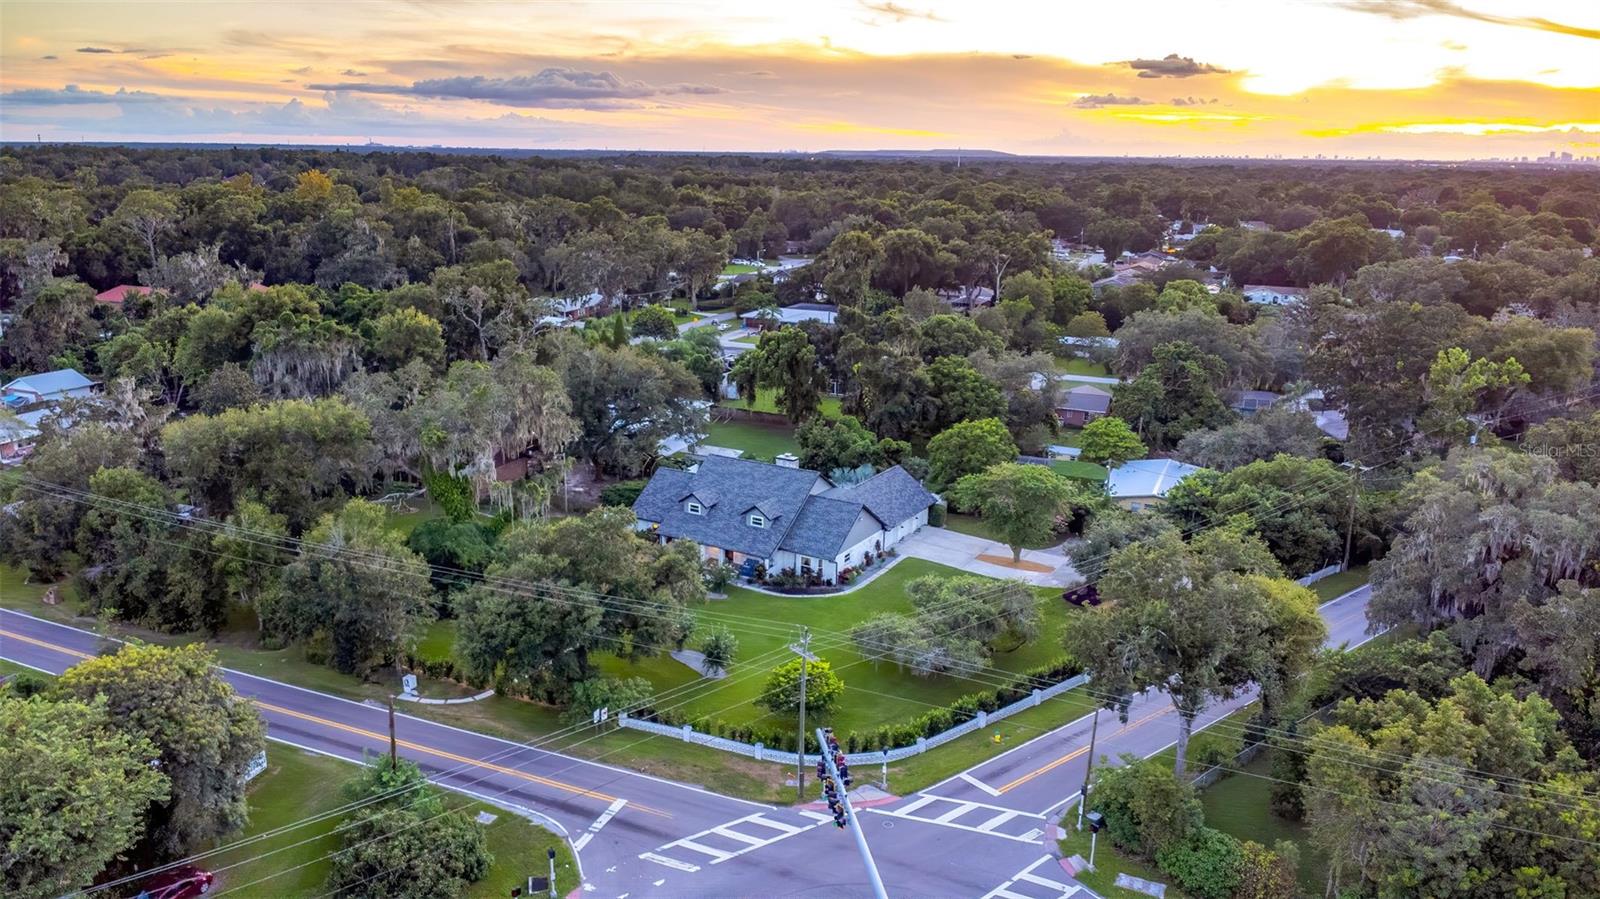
[[1061, 584, 1101, 607], [135, 867, 215, 899]]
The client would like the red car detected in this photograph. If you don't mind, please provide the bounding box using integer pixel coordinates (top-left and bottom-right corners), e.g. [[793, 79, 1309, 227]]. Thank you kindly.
[[134, 867, 215, 899]]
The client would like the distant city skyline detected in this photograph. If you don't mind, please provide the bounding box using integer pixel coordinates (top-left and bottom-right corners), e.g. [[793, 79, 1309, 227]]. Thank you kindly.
[[2, 0, 1597, 159]]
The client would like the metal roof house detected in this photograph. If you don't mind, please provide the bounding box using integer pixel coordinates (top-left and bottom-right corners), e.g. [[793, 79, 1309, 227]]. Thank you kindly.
[[632, 455, 935, 584], [1106, 458, 1207, 511], [2, 369, 98, 408]]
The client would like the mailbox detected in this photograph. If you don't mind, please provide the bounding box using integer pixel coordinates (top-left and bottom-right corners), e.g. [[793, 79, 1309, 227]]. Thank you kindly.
[[1085, 811, 1106, 833]]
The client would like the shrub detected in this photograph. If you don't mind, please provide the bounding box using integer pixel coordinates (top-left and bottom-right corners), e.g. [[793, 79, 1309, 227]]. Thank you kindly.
[[1090, 756, 1203, 858], [1155, 827, 1245, 899], [928, 503, 947, 526], [598, 480, 648, 507], [758, 657, 843, 715], [563, 676, 654, 725], [700, 627, 738, 675], [630, 304, 678, 340], [1235, 840, 1300, 899], [422, 468, 475, 522]]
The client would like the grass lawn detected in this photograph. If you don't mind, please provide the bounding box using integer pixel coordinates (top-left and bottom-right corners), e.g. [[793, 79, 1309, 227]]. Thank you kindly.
[[213, 744, 578, 898], [1053, 427, 1084, 449], [701, 420, 799, 461], [1054, 357, 1111, 377], [1060, 378, 1119, 391], [719, 390, 843, 419], [385, 498, 441, 539], [1200, 750, 1328, 895], [1311, 564, 1369, 602], [601, 559, 1079, 736], [1049, 459, 1110, 482], [1058, 827, 1186, 898], [942, 512, 1062, 550], [721, 262, 762, 275]]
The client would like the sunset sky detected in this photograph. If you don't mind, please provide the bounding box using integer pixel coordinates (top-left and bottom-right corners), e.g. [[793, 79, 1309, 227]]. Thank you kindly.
[[2, 0, 1597, 158]]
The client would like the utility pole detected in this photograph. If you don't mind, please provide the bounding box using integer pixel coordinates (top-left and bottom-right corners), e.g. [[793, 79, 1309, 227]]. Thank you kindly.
[[818, 727, 889, 899], [1076, 706, 1101, 831], [387, 695, 398, 768], [546, 847, 557, 898], [790, 628, 814, 801], [1342, 461, 1362, 572]]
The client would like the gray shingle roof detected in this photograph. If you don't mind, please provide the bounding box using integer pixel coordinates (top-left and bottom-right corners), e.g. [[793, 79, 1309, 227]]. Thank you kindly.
[[823, 465, 934, 529], [1060, 385, 1112, 414], [780, 496, 876, 559], [632, 456, 823, 557]]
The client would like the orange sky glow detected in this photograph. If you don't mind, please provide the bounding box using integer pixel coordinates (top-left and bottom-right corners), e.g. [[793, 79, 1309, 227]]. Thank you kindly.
[[2, 0, 1597, 158]]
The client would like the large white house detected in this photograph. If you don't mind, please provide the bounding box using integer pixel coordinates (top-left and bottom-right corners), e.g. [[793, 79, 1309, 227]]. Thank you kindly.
[[2, 369, 97, 408], [631, 455, 935, 583]]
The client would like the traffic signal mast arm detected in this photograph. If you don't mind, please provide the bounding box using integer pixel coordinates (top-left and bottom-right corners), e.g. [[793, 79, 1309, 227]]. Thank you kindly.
[[816, 727, 889, 899]]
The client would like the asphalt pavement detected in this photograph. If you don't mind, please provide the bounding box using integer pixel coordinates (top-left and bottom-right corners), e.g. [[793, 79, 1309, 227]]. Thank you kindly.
[[1, 584, 1377, 898]]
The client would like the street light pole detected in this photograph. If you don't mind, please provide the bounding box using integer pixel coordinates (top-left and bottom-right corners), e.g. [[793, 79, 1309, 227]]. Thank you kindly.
[[818, 727, 889, 899], [1076, 706, 1100, 831], [791, 628, 814, 802]]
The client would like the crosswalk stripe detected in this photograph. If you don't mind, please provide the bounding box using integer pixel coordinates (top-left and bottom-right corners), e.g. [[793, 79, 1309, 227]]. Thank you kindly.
[[894, 794, 941, 816], [672, 839, 733, 860], [639, 853, 700, 873], [746, 814, 802, 834], [714, 828, 770, 846], [975, 810, 1018, 832], [932, 802, 975, 823]]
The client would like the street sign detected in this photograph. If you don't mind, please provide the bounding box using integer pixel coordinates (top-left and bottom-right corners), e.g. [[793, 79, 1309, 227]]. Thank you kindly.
[[401, 673, 418, 694]]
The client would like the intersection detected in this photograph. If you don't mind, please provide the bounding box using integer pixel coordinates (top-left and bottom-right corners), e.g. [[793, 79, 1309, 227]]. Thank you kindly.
[[1, 585, 1375, 898]]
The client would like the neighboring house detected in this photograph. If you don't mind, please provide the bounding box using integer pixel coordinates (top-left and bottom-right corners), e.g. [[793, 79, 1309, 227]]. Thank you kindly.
[[632, 455, 935, 583], [1313, 410, 1350, 441], [94, 284, 151, 307], [1057, 385, 1114, 428], [1373, 227, 1406, 240], [0, 408, 46, 461], [936, 286, 996, 310], [1239, 220, 1272, 232], [1240, 284, 1309, 306], [551, 291, 605, 321], [1107, 458, 1206, 511], [1058, 335, 1120, 350], [2, 369, 98, 408], [1091, 270, 1141, 292], [743, 302, 838, 331], [1227, 389, 1282, 416]]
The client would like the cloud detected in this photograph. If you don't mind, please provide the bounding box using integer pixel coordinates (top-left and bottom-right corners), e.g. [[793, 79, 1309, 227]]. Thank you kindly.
[[40, 55, 58, 60], [1074, 93, 1149, 108], [1336, 0, 1600, 40], [858, 1, 944, 23], [341, 69, 368, 77], [307, 67, 727, 110], [76, 46, 117, 54], [1171, 96, 1219, 106], [2, 84, 171, 105], [1124, 53, 1229, 78]]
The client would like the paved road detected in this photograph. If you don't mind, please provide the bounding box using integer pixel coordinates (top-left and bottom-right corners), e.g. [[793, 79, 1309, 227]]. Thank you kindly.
[[1, 585, 1376, 898]]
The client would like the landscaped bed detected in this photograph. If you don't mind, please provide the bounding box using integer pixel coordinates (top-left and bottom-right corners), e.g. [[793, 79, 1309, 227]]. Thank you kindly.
[[212, 744, 578, 898]]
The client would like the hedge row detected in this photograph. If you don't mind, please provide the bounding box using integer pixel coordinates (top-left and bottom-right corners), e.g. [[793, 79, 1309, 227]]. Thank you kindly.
[[645, 657, 1082, 755]]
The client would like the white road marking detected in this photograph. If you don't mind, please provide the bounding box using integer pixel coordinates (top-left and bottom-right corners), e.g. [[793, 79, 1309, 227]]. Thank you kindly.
[[981, 855, 1083, 899], [674, 838, 734, 861], [653, 880, 665, 887], [959, 771, 1003, 797], [643, 811, 831, 872], [976, 811, 1019, 832], [639, 853, 699, 873], [934, 801, 977, 823], [892, 794, 942, 816], [573, 798, 629, 851]]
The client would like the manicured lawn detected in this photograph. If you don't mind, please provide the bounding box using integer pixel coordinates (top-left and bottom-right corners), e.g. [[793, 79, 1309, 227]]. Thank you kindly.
[[416, 618, 458, 663], [1060, 378, 1119, 391], [212, 745, 578, 898], [729, 333, 760, 345], [1200, 750, 1327, 895], [1058, 827, 1186, 898], [888, 685, 1094, 794], [1054, 357, 1111, 377], [942, 512, 1062, 550], [1050, 459, 1110, 482], [722, 262, 762, 274], [701, 420, 799, 461], [385, 498, 441, 538], [1311, 564, 1369, 602], [600, 559, 1080, 737], [719, 390, 843, 418]]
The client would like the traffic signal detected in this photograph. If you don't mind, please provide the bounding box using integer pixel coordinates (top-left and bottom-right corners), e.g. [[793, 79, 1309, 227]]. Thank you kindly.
[[827, 796, 847, 828]]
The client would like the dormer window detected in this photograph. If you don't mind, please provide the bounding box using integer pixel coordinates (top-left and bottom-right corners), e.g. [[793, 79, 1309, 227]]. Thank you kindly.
[[748, 513, 767, 529], [686, 501, 704, 515]]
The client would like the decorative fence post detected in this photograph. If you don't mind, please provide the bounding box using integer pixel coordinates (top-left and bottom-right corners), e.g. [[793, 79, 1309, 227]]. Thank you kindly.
[[680, 724, 693, 741]]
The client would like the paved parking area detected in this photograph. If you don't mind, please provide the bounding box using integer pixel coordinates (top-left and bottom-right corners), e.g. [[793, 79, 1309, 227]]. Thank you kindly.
[[897, 527, 1082, 586]]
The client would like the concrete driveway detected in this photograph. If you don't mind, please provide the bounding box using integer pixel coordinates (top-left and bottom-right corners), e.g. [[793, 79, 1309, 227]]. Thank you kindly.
[[897, 526, 1083, 586]]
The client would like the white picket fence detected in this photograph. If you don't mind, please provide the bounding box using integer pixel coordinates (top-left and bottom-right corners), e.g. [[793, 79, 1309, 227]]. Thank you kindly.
[[617, 673, 1089, 765], [1295, 563, 1343, 587]]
